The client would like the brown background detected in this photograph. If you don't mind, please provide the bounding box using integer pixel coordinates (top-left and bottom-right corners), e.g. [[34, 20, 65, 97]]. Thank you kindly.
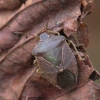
[[85, 0, 100, 83]]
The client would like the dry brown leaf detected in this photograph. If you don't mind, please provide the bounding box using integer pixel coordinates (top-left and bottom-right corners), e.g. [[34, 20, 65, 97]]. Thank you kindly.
[[77, 22, 89, 48]]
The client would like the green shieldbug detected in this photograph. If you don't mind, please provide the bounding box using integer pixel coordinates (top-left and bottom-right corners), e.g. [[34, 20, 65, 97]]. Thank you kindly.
[[32, 32, 78, 91]]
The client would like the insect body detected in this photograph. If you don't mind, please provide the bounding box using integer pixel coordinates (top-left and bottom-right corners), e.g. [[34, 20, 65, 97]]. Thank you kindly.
[[32, 32, 78, 91]]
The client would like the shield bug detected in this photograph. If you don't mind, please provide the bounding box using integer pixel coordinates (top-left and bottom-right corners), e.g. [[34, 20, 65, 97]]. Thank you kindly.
[[32, 32, 78, 91]]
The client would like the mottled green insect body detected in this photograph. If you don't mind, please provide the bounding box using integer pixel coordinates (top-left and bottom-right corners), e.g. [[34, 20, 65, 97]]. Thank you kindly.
[[32, 32, 78, 91]]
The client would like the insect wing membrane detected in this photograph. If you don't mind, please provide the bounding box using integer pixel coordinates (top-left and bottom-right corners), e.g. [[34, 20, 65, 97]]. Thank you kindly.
[[57, 69, 76, 90], [36, 56, 60, 88], [62, 42, 77, 73], [57, 41, 78, 90]]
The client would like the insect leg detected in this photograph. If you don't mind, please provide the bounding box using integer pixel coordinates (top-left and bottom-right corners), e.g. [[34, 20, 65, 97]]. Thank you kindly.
[[46, 30, 60, 35], [67, 39, 84, 60]]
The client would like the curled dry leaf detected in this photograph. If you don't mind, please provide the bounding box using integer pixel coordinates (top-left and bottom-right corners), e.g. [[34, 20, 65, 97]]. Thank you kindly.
[[0, 0, 22, 10], [0, 0, 41, 29], [64, 17, 79, 37], [0, 0, 100, 100], [80, 0, 95, 21], [0, 0, 81, 52], [77, 22, 89, 48]]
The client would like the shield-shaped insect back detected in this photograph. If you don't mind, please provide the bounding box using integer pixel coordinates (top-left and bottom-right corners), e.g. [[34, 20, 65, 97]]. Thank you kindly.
[[32, 32, 78, 91]]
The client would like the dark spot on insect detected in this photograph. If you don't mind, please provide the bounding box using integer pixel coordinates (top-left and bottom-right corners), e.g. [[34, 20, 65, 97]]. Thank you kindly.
[[57, 69, 76, 90], [12, 31, 23, 37], [19, 0, 27, 3]]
